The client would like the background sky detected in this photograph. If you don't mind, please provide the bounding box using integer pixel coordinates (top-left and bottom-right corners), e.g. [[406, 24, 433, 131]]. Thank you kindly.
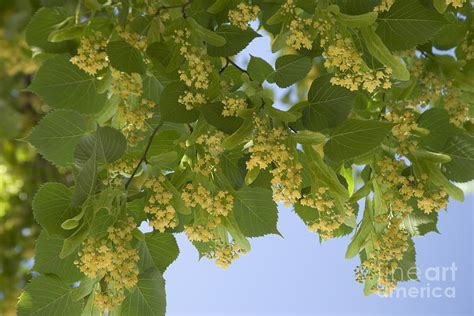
[[165, 28, 474, 316]]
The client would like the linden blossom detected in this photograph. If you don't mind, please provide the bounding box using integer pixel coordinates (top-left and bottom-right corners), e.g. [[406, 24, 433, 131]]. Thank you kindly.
[[315, 15, 393, 93], [70, 32, 109, 76], [228, 2, 260, 31], [175, 28, 212, 110], [446, 0, 468, 8], [222, 97, 248, 117], [144, 176, 178, 232], [247, 117, 303, 207], [75, 217, 139, 312]]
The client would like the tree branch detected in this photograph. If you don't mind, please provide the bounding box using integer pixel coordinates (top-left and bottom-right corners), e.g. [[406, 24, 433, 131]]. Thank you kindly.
[[125, 122, 163, 190]]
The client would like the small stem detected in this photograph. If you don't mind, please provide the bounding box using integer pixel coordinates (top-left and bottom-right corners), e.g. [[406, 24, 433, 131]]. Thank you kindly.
[[125, 122, 163, 190], [225, 57, 249, 75], [219, 58, 230, 74], [156, 0, 193, 18]]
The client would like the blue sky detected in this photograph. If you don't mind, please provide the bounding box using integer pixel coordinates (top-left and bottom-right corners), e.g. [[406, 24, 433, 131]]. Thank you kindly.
[[164, 27, 474, 316], [165, 197, 473, 316]]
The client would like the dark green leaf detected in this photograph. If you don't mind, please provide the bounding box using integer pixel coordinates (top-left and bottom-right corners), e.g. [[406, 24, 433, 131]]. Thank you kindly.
[[324, 119, 394, 162], [376, 0, 447, 51], [234, 187, 279, 237], [303, 75, 355, 131], [106, 40, 146, 74], [207, 25, 260, 57], [29, 55, 107, 114], [24, 110, 87, 167], [268, 54, 312, 88]]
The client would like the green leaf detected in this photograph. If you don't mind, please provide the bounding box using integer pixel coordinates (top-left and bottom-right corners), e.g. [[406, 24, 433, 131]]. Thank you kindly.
[[303, 75, 355, 131], [188, 18, 226, 46], [268, 54, 312, 88], [360, 26, 410, 81], [106, 40, 146, 74], [200, 102, 243, 134], [72, 154, 98, 206], [60, 220, 91, 258], [207, 0, 230, 14], [138, 232, 179, 273], [423, 161, 464, 202], [376, 0, 447, 51], [442, 133, 474, 183], [247, 55, 274, 83], [220, 149, 246, 189], [17, 275, 83, 316], [24, 110, 87, 167], [403, 207, 439, 236], [121, 268, 166, 316], [433, 0, 448, 14], [234, 187, 280, 237], [33, 231, 83, 283], [28, 55, 107, 114], [148, 129, 184, 157], [25, 7, 71, 53], [291, 130, 326, 145], [336, 0, 379, 14], [207, 25, 260, 57], [222, 119, 253, 149], [418, 108, 457, 151], [32, 182, 76, 237], [48, 25, 85, 42], [345, 199, 374, 259], [74, 126, 127, 166], [302, 146, 349, 200], [159, 82, 199, 123], [337, 11, 378, 28], [393, 239, 417, 282], [324, 119, 394, 163]]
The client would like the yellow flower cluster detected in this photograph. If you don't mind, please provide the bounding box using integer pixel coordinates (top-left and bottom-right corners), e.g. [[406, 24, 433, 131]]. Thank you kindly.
[[418, 71, 469, 127], [443, 90, 470, 127], [182, 183, 241, 268], [315, 17, 392, 92], [384, 111, 419, 155], [282, 0, 313, 50], [75, 217, 139, 312], [301, 187, 351, 239], [355, 220, 410, 295], [184, 216, 221, 242], [111, 70, 143, 102], [70, 32, 109, 76], [376, 157, 448, 215], [104, 156, 140, 186], [208, 242, 246, 269], [182, 183, 234, 218], [373, 0, 395, 12], [175, 29, 212, 110], [0, 31, 37, 76], [194, 131, 226, 176], [247, 118, 302, 206], [144, 175, 178, 232], [116, 24, 147, 50], [228, 2, 260, 30], [119, 99, 154, 146], [446, 0, 467, 8], [222, 97, 247, 117]]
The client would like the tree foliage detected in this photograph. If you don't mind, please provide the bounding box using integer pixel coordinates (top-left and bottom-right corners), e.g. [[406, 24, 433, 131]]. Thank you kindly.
[[0, 0, 473, 315]]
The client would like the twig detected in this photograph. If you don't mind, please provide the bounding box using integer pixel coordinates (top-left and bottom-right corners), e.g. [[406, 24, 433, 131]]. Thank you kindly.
[[125, 122, 163, 189], [156, 0, 193, 18], [225, 57, 249, 75]]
